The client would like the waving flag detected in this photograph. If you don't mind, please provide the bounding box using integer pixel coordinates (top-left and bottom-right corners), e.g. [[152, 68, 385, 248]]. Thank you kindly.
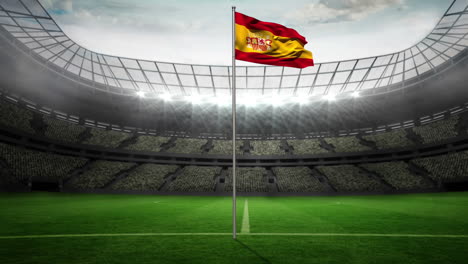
[[235, 12, 314, 68]]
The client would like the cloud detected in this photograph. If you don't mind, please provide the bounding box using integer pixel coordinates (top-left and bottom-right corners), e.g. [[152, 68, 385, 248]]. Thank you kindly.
[[286, 0, 405, 24]]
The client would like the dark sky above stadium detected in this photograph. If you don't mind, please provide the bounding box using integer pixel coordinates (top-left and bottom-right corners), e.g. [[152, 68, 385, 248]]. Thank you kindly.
[[40, 0, 450, 65]]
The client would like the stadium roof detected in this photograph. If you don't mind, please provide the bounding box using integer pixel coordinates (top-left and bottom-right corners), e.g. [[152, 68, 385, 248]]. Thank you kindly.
[[0, 0, 467, 102]]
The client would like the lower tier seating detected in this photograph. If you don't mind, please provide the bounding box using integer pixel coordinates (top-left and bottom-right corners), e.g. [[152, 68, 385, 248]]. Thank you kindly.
[[363, 129, 414, 150], [224, 167, 268, 192], [67, 160, 135, 190], [316, 165, 386, 192], [83, 128, 131, 148], [0, 142, 88, 183], [167, 166, 221, 192], [273, 167, 328, 192], [209, 140, 244, 155], [413, 151, 468, 182], [111, 164, 179, 191], [362, 161, 434, 190]]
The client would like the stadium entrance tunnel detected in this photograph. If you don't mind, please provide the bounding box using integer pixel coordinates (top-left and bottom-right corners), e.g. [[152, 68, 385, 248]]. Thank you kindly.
[[31, 182, 60, 192], [444, 181, 468, 192]]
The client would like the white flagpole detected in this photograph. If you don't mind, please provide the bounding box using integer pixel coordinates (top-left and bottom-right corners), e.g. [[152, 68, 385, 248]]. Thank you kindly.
[[231, 6, 237, 240]]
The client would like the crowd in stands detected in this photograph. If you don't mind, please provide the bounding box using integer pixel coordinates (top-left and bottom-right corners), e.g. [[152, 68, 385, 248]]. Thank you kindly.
[[413, 116, 459, 144], [249, 140, 285, 155], [325, 136, 372, 153], [362, 161, 434, 190], [273, 167, 328, 192], [167, 166, 221, 192], [209, 140, 244, 155], [111, 164, 178, 191], [363, 130, 414, 150], [316, 165, 385, 192], [0, 142, 87, 183], [0, 100, 35, 134], [166, 138, 207, 154], [413, 151, 468, 182], [124, 135, 170, 152], [287, 139, 329, 155], [67, 160, 134, 190], [83, 128, 131, 148], [224, 167, 268, 192], [44, 116, 85, 144]]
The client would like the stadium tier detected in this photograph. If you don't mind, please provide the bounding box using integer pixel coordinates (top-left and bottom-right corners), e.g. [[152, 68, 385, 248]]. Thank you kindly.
[[0, 100, 35, 134], [224, 167, 269, 192], [165, 138, 207, 154], [413, 151, 468, 183], [167, 166, 221, 192], [273, 167, 329, 192], [67, 160, 135, 190], [110, 164, 179, 191], [362, 161, 434, 190], [44, 116, 86, 144], [249, 140, 285, 155], [412, 116, 460, 144], [82, 128, 131, 148], [123, 135, 171, 152], [324, 136, 372, 153], [316, 165, 386, 192], [363, 129, 414, 150], [287, 139, 329, 155], [0, 142, 88, 184]]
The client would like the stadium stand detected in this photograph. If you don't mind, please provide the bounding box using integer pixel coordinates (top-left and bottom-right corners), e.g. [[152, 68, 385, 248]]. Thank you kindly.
[[44, 116, 85, 144], [167, 166, 221, 192], [413, 116, 459, 144], [111, 164, 179, 191], [249, 140, 285, 155], [67, 160, 135, 190], [224, 167, 268, 192], [413, 151, 468, 182], [316, 165, 385, 192], [363, 129, 414, 150], [82, 128, 131, 148], [362, 161, 434, 190], [0, 100, 35, 134], [166, 138, 207, 154], [324, 136, 372, 153], [287, 139, 329, 155], [0, 142, 88, 183], [273, 167, 328, 192], [209, 140, 244, 155], [124, 135, 171, 152]]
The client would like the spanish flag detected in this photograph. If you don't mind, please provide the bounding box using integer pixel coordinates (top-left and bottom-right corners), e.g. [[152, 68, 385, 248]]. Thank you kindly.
[[235, 12, 314, 68]]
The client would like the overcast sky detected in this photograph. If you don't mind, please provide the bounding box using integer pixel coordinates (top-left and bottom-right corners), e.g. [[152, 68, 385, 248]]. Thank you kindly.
[[39, 0, 451, 65]]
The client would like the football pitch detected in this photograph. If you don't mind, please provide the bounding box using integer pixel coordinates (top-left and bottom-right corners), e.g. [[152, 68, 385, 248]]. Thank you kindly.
[[1, 192, 468, 264]]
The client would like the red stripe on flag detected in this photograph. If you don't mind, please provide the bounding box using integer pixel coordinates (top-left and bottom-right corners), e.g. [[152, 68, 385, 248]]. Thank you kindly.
[[235, 50, 314, 69], [235, 12, 308, 45]]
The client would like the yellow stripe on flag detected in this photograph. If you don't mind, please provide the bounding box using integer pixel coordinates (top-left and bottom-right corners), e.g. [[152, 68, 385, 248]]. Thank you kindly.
[[235, 24, 313, 60]]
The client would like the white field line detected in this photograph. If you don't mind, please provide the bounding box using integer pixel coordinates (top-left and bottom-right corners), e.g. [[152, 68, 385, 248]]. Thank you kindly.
[[0, 233, 467, 239], [241, 199, 250, 233]]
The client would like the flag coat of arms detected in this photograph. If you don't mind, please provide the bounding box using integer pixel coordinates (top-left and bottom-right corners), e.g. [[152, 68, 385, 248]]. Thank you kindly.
[[235, 12, 314, 68]]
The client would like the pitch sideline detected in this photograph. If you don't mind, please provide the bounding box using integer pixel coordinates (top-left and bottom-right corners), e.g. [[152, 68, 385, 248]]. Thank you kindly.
[[0, 233, 467, 239]]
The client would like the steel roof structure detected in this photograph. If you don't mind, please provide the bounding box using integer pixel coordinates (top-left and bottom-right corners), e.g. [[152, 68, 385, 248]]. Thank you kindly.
[[0, 0, 467, 101]]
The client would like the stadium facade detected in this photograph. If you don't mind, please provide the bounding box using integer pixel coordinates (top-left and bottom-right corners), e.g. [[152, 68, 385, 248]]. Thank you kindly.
[[0, 0, 468, 195]]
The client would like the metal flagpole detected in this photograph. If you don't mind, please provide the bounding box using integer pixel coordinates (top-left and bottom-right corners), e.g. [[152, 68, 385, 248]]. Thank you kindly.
[[231, 6, 237, 240]]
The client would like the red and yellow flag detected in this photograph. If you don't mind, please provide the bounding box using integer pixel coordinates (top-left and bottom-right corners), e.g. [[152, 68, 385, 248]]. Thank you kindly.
[[235, 12, 314, 68]]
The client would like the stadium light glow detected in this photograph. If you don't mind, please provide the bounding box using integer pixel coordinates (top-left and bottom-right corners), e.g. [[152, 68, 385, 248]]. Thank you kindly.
[[159, 93, 172, 101], [189, 95, 204, 105], [214, 96, 231, 106], [324, 93, 336, 101], [352, 91, 360, 98], [136, 91, 145, 98], [293, 96, 310, 105], [270, 95, 285, 107], [240, 97, 257, 107]]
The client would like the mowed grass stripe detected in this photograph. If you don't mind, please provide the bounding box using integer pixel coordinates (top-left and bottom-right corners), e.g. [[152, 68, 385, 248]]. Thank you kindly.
[[1, 233, 468, 239], [241, 199, 250, 233]]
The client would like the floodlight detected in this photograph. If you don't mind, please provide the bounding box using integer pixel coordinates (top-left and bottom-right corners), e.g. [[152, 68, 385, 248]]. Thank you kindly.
[[324, 93, 336, 101], [160, 93, 172, 101], [352, 91, 360, 98], [136, 91, 145, 98]]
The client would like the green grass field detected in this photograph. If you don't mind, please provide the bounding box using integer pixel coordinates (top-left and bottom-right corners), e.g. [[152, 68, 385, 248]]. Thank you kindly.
[[1, 192, 468, 264]]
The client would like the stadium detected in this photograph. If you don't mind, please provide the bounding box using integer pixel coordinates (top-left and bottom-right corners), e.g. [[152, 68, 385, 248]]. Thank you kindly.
[[0, 0, 468, 263]]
